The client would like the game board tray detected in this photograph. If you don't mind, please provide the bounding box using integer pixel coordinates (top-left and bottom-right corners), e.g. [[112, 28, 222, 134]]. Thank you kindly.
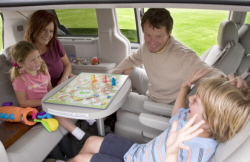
[[43, 73, 128, 110]]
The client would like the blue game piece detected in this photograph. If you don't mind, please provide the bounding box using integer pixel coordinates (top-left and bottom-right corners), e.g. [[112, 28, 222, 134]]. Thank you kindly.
[[111, 77, 116, 86]]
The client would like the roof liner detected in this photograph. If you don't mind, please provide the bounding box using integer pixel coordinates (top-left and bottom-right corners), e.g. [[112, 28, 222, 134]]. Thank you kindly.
[[1, 0, 250, 8]]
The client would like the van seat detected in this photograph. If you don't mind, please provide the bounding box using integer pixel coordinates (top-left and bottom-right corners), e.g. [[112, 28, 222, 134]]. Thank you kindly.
[[201, 20, 244, 75], [236, 23, 250, 85]]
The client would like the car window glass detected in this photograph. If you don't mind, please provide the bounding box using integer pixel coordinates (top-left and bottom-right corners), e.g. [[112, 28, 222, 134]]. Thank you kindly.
[[55, 9, 98, 36], [116, 8, 138, 43], [245, 12, 250, 23], [168, 9, 228, 56]]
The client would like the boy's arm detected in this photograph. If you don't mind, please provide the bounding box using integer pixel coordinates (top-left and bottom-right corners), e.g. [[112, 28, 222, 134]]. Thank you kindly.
[[171, 86, 190, 116], [172, 69, 211, 116], [14, 91, 42, 107]]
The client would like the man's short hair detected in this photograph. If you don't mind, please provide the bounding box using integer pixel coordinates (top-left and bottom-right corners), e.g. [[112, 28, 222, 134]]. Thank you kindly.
[[141, 8, 173, 34]]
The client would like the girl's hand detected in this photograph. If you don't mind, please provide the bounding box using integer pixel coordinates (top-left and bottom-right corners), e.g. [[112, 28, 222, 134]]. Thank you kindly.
[[166, 114, 204, 162], [182, 68, 210, 88]]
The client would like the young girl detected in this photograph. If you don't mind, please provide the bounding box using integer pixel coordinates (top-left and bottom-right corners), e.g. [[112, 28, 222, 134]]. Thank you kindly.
[[66, 69, 250, 162], [9, 41, 93, 147]]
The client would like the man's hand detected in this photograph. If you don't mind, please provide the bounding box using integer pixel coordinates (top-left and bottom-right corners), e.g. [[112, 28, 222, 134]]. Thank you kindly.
[[227, 74, 249, 90]]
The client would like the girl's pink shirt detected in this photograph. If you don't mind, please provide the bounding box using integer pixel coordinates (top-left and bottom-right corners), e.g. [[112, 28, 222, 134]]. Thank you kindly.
[[12, 69, 50, 100]]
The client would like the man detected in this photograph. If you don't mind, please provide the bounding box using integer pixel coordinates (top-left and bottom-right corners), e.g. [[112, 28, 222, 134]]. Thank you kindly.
[[112, 8, 223, 114]]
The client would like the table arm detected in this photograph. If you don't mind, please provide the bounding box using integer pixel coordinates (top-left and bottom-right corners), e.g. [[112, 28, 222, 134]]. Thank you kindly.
[[139, 113, 171, 131], [143, 101, 173, 116]]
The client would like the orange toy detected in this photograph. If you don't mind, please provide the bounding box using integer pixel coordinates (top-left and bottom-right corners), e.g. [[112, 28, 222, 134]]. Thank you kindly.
[[0, 106, 38, 126]]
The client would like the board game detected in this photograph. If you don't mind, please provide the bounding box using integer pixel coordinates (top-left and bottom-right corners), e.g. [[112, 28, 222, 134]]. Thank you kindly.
[[44, 73, 129, 110]]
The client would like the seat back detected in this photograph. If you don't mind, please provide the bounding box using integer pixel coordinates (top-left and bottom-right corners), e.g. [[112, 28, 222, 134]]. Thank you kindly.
[[0, 47, 19, 106], [236, 24, 250, 86], [201, 20, 244, 75]]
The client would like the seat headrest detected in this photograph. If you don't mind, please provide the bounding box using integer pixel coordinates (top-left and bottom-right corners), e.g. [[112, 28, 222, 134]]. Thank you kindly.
[[2, 46, 13, 63], [217, 20, 238, 49], [0, 54, 19, 106], [238, 24, 250, 56]]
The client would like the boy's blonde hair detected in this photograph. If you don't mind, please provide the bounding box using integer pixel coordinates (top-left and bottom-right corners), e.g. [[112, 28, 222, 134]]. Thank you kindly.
[[10, 41, 48, 82], [196, 77, 250, 142]]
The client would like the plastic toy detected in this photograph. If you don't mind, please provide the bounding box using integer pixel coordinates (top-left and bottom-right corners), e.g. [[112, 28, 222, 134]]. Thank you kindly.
[[2, 102, 13, 106], [34, 118, 59, 132], [0, 106, 38, 126], [91, 56, 99, 65], [70, 54, 90, 65], [0, 103, 59, 132]]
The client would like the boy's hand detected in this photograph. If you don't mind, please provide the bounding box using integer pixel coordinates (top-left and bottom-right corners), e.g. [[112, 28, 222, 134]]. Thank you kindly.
[[166, 114, 204, 162]]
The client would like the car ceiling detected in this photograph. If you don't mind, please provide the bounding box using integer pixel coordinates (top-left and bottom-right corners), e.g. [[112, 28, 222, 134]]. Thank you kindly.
[[1, 0, 250, 11]]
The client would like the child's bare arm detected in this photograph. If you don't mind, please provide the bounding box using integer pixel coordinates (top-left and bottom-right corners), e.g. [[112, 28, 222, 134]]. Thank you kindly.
[[14, 91, 42, 107], [171, 85, 189, 116], [172, 69, 210, 116]]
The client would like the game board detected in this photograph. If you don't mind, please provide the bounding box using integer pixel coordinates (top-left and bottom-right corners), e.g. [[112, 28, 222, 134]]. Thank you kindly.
[[44, 73, 129, 110]]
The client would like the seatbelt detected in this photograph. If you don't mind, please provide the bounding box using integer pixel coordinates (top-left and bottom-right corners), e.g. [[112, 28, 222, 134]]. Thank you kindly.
[[241, 66, 250, 80], [211, 41, 234, 67]]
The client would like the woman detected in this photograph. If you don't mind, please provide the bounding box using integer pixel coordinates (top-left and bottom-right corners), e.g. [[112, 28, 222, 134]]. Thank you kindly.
[[24, 10, 73, 87]]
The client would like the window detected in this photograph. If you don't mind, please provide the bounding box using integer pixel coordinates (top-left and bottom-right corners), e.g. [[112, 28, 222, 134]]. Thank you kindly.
[[245, 12, 250, 23], [55, 8, 139, 43], [55, 9, 98, 36], [116, 8, 138, 43], [169, 9, 228, 56]]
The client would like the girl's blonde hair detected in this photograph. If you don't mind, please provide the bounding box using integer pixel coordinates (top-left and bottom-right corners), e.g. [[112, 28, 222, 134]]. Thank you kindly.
[[10, 41, 48, 82], [196, 77, 250, 142]]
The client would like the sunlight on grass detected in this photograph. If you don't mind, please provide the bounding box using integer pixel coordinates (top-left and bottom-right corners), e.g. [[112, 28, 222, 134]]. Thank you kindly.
[[169, 9, 228, 56], [116, 8, 137, 30], [56, 9, 98, 28]]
